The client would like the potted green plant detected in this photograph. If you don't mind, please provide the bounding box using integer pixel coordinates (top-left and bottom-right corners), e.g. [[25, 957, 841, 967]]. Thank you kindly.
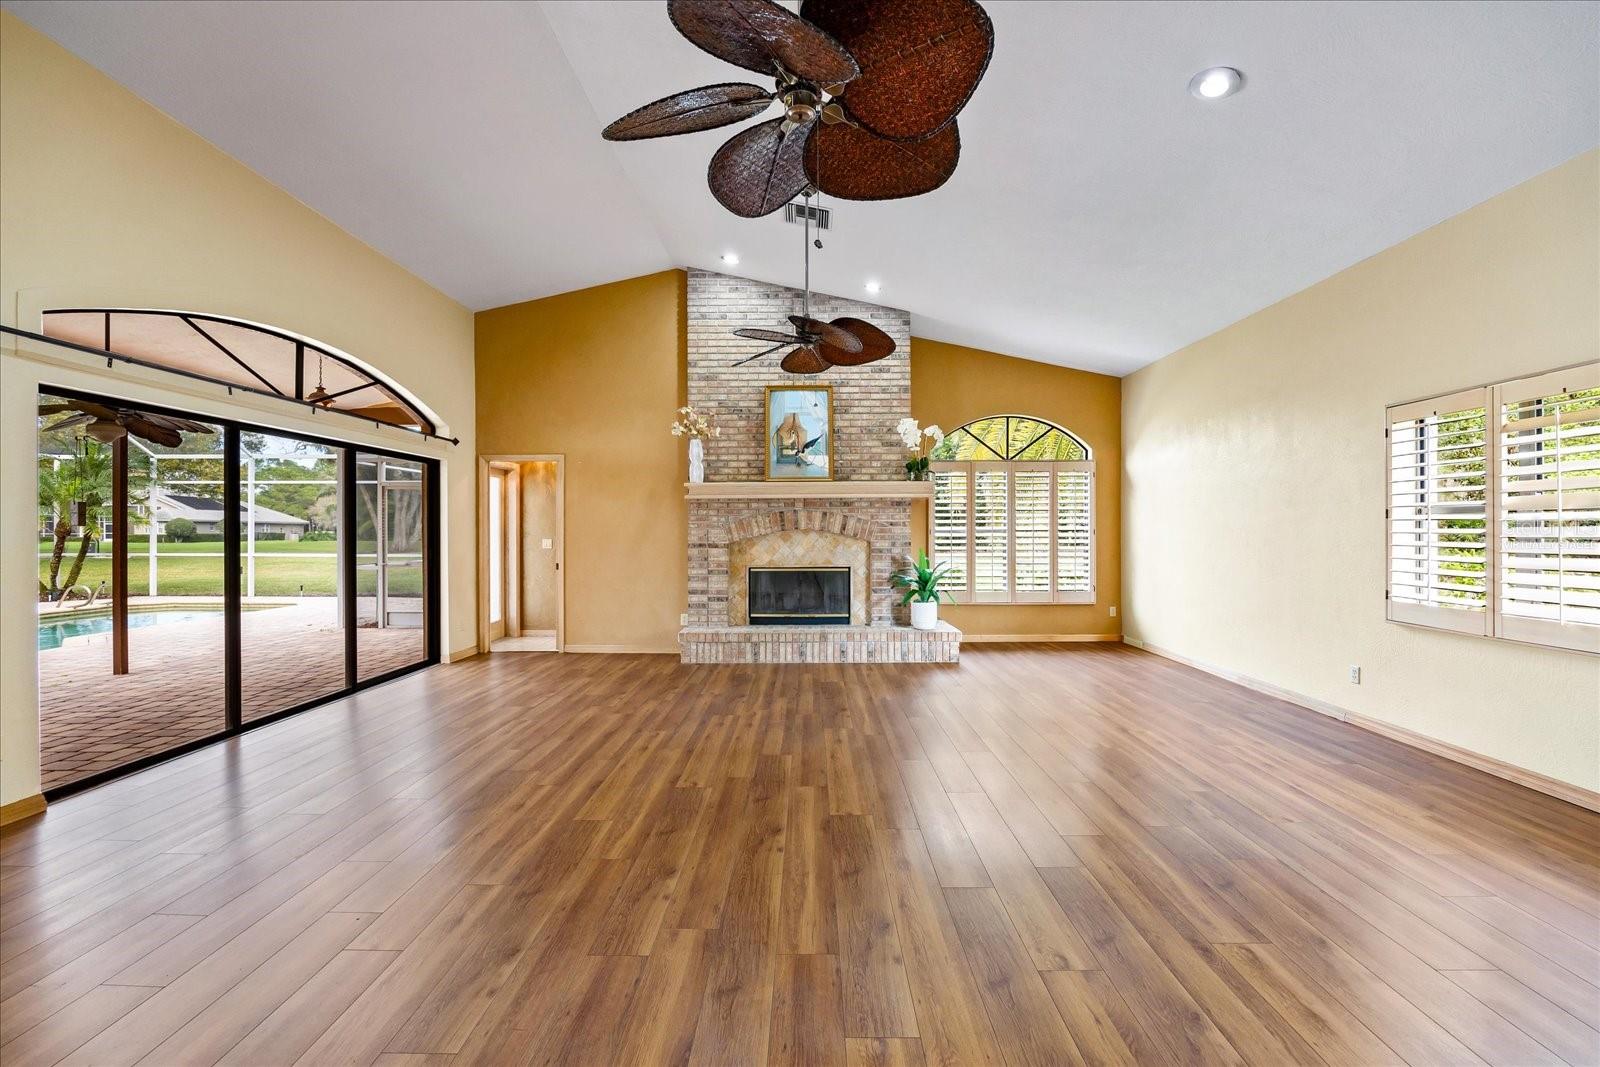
[[891, 550, 954, 630]]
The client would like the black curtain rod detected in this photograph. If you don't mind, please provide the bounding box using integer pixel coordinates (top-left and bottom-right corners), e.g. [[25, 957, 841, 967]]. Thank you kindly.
[[1, 323, 460, 445]]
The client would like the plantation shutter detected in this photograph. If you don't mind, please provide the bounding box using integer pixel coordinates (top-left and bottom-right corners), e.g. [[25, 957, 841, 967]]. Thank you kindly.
[[1012, 464, 1052, 602], [972, 464, 1010, 602], [931, 467, 969, 594], [1055, 463, 1094, 602], [931, 445, 1097, 607], [1386, 388, 1491, 635], [1495, 365, 1600, 653]]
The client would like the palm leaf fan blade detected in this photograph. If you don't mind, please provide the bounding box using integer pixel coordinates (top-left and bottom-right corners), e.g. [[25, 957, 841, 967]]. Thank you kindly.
[[734, 327, 806, 344], [788, 315, 862, 353], [139, 412, 214, 433], [800, 0, 993, 141], [122, 418, 183, 448], [603, 83, 774, 141], [815, 317, 895, 366], [40, 412, 95, 431], [668, 0, 858, 85], [709, 117, 814, 217], [780, 345, 832, 374], [806, 120, 959, 201]]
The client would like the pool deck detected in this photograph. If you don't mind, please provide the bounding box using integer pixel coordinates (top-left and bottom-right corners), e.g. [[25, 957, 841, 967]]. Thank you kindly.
[[38, 599, 425, 791]]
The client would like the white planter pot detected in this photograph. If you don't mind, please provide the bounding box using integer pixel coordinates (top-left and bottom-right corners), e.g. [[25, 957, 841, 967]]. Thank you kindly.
[[909, 600, 938, 631], [688, 437, 705, 484]]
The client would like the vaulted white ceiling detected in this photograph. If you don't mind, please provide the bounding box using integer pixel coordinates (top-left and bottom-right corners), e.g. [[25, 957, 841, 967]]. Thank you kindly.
[[7, 0, 1596, 375]]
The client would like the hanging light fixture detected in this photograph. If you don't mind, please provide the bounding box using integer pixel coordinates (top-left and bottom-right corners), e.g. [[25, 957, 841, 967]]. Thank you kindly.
[[306, 351, 334, 406]]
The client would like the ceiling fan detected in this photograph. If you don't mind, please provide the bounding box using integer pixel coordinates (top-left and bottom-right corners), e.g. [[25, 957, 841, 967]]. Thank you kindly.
[[730, 189, 898, 372], [38, 399, 213, 448], [602, 0, 995, 218]]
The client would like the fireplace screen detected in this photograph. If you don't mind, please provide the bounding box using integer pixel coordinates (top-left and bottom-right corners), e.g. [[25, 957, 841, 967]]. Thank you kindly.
[[748, 567, 850, 625]]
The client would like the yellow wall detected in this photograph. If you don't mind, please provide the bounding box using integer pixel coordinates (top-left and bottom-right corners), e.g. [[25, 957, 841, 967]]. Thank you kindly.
[[911, 338, 1123, 639], [476, 271, 687, 652], [0, 14, 476, 805], [1123, 150, 1600, 792]]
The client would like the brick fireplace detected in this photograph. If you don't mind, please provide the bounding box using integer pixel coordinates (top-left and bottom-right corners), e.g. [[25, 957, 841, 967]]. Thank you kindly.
[[678, 270, 959, 664]]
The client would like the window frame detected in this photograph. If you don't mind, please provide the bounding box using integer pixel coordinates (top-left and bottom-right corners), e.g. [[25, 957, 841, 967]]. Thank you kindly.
[[1386, 361, 1599, 655], [931, 455, 1096, 607]]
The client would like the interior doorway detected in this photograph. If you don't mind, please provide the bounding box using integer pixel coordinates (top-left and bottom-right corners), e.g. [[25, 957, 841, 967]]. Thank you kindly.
[[479, 455, 563, 653]]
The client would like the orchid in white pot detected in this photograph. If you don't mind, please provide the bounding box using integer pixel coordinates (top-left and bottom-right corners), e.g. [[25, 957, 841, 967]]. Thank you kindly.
[[671, 406, 721, 483], [895, 417, 945, 480]]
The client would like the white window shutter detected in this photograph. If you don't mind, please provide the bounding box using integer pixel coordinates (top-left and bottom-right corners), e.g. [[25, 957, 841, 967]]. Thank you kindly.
[[1012, 464, 1052, 602], [931, 447, 1097, 608], [1495, 365, 1600, 654], [1386, 388, 1491, 635], [972, 464, 1011, 602], [1055, 463, 1094, 603], [931, 465, 969, 596]]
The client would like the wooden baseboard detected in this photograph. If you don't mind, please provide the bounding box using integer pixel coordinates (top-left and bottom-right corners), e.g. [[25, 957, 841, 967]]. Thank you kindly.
[[565, 644, 680, 655], [0, 794, 46, 827], [961, 633, 1122, 644], [1125, 635, 1600, 813], [447, 645, 482, 663], [1123, 637, 1348, 720], [1345, 711, 1600, 813]]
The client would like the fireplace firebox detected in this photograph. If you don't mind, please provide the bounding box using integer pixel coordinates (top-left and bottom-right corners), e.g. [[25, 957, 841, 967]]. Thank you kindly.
[[748, 566, 850, 625]]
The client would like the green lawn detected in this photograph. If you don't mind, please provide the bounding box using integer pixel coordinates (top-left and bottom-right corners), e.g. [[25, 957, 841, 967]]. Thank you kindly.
[[40, 542, 422, 597], [38, 538, 366, 555]]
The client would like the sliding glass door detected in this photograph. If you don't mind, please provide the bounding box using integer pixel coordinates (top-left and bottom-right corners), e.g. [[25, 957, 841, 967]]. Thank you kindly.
[[240, 429, 346, 721], [36, 400, 229, 787], [35, 386, 440, 795], [355, 452, 429, 681]]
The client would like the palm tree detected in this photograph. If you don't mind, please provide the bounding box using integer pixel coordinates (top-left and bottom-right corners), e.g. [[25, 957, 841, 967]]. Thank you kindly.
[[38, 439, 113, 599]]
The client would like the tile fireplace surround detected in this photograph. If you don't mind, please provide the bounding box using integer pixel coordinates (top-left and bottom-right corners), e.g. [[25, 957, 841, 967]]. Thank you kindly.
[[679, 270, 960, 664]]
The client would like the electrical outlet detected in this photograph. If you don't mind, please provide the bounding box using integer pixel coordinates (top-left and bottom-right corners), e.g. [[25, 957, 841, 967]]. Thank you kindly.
[[1109, 605, 1118, 617], [1349, 665, 1361, 685], [541, 538, 553, 550]]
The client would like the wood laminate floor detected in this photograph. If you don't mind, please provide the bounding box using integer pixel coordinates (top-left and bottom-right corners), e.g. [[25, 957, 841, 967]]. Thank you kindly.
[[2, 644, 1597, 1066]]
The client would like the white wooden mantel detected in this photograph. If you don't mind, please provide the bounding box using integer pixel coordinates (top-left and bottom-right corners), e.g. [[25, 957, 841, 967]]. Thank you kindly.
[[684, 481, 934, 500]]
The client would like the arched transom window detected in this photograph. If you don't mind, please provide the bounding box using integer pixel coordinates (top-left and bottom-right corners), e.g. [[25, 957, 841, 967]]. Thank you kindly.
[[929, 415, 1095, 604]]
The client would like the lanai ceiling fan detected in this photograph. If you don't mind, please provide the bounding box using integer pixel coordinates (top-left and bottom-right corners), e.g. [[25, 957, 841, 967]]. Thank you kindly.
[[602, 0, 995, 218], [38, 398, 213, 447]]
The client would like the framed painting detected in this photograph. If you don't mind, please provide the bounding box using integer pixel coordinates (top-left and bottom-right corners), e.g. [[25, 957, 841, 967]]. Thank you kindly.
[[765, 384, 832, 480]]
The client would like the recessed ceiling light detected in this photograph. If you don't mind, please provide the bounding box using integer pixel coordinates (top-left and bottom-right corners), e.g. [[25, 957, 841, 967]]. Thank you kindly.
[[721, 252, 740, 265], [1188, 67, 1243, 101], [864, 280, 882, 295]]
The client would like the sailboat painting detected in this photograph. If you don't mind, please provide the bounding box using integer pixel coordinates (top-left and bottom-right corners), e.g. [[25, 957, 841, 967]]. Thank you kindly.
[[765, 385, 833, 481]]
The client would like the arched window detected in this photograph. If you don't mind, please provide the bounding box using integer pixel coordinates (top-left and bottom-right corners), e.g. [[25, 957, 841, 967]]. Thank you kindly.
[[929, 415, 1095, 604], [41, 309, 439, 436]]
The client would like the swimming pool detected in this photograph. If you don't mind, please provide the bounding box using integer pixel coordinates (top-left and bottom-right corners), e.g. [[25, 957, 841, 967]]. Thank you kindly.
[[37, 609, 224, 651]]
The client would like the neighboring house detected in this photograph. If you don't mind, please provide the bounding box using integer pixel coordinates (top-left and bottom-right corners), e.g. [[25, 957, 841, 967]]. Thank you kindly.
[[144, 490, 309, 540]]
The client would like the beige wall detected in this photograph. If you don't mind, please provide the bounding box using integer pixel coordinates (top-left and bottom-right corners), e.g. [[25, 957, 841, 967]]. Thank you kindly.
[[0, 15, 477, 805], [476, 271, 687, 652], [519, 461, 560, 632], [911, 337, 1122, 639], [1123, 150, 1600, 793]]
